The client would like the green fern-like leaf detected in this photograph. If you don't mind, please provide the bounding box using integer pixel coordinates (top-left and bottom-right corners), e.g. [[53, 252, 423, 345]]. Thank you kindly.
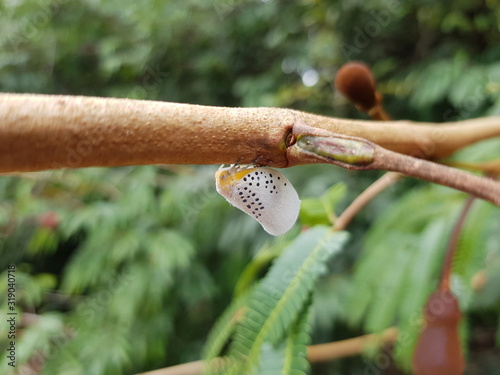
[[253, 301, 312, 375], [453, 200, 495, 304], [350, 187, 462, 324], [471, 210, 500, 309], [391, 220, 451, 370], [348, 233, 418, 326], [282, 301, 311, 375], [234, 229, 299, 298], [349, 186, 471, 370], [225, 227, 349, 374], [364, 185, 462, 240], [364, 246, 413, 332], [203, 292, 251, 373]]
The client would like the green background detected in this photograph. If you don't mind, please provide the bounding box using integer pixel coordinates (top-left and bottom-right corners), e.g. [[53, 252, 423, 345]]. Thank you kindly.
[[1, 0, 500, 374]]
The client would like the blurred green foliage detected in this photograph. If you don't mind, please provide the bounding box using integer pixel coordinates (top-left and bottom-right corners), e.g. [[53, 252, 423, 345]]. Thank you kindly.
[[1, 0, 500, 374]]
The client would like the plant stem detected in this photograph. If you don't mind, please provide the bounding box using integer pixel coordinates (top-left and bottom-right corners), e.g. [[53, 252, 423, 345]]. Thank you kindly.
[[334, 172, 402, 230], [307, 327, 398, 363], [367, 103, 391, 121], [135, 328, 399, 375], [372, 147, 500, 206], [290, 125, 500, 206], [440, 196, 476, 291], [136, 361, 203, 375], [1, 93, 500, 172]]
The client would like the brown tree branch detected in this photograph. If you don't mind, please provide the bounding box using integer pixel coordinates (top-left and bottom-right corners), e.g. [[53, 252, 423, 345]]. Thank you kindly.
[[1, 93, 499, 173], [2, 94, 499, 205], [297, 111, 500, 160], [289, 125, 500, 206]]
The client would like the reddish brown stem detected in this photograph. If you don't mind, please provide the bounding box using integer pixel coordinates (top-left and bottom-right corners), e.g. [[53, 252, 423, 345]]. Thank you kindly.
[[440, 196, 476, 291], [368, 103, 391, 121]]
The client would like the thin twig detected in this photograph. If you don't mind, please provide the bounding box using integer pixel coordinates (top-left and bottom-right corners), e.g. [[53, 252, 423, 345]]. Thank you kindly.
[[372, 147, 500, 206], [334, 172, 403, 230], [367, 103, 391, 121], [136, 361, 203, 375], [307, 327, 398, 363]]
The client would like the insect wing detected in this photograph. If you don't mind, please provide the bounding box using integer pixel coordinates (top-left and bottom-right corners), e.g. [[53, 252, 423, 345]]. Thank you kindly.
[[216, 166, 300, 235]]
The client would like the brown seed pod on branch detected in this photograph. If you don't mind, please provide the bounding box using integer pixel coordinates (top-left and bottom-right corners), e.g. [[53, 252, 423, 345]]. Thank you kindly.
[[335, 61, 390, 120]]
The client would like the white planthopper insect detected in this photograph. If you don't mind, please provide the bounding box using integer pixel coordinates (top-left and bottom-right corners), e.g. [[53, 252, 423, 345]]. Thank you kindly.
[[215, 164, 301, 236]]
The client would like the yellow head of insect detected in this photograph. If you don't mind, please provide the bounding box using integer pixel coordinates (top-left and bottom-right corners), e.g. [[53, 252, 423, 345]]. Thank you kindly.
[[215, 167, 253, 196]]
